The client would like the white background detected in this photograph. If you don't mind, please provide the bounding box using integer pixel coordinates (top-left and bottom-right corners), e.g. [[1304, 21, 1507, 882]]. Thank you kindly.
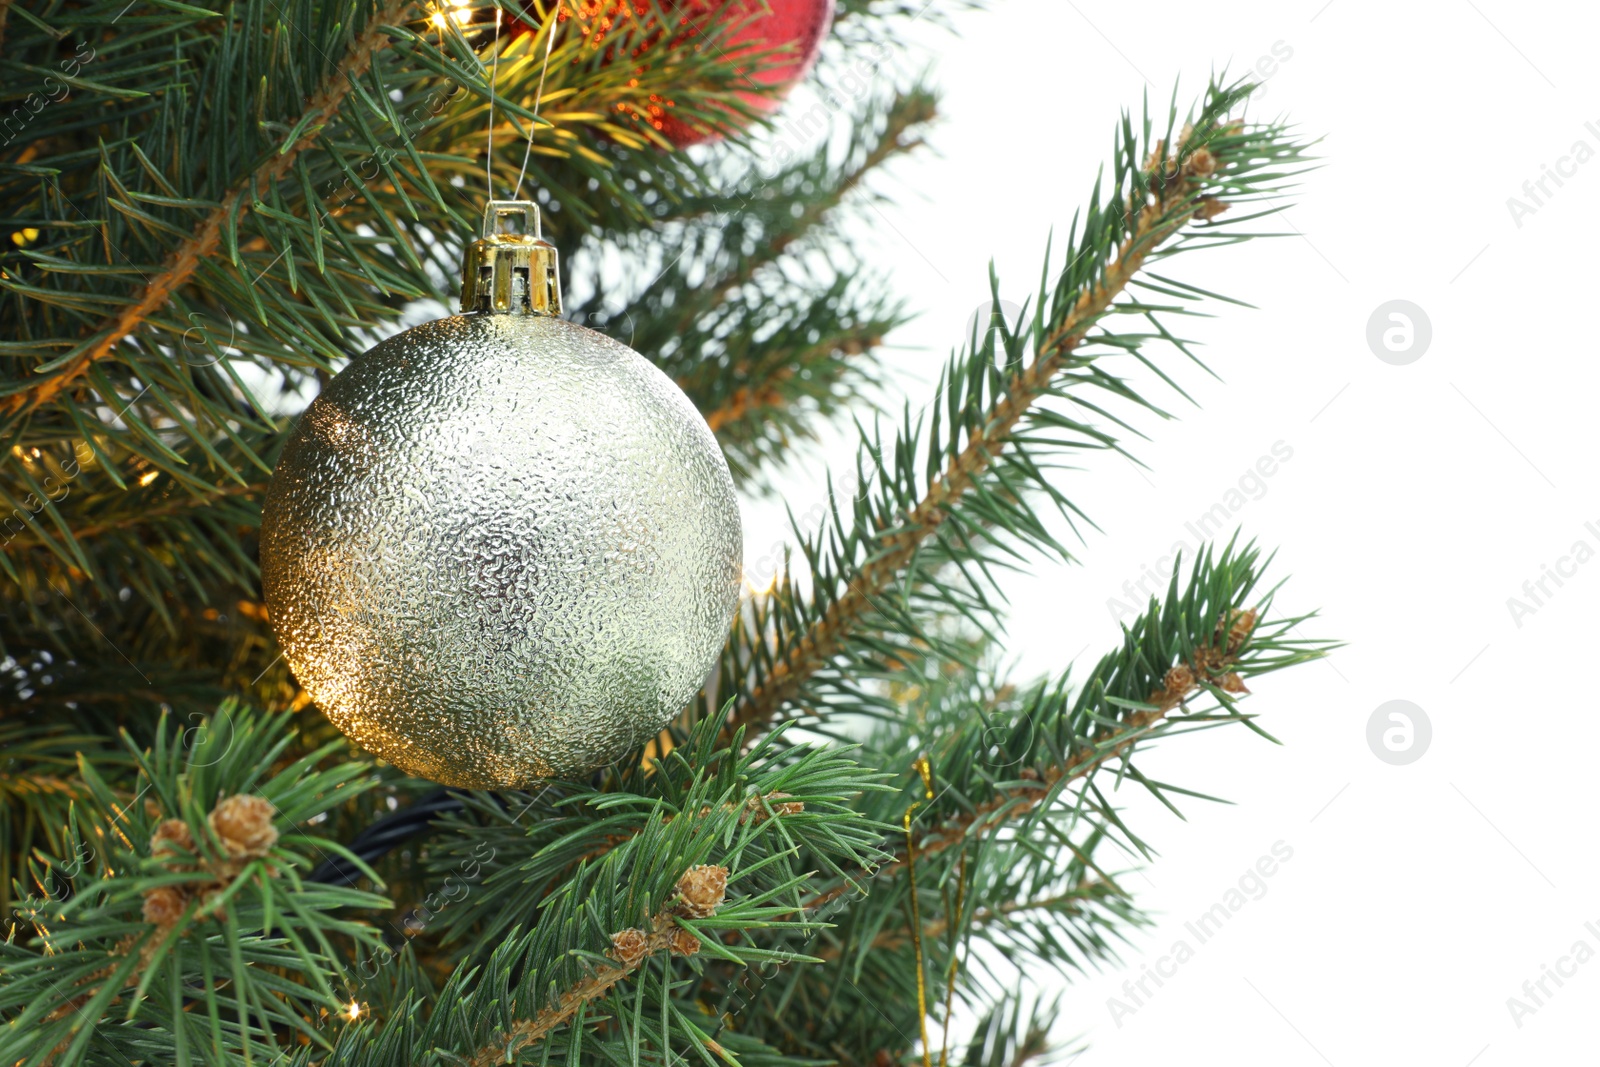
[[739, 1, 1600, 1062]]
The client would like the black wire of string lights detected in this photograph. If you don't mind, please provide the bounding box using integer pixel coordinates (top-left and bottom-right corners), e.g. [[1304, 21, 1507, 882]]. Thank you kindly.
[[306, 776, 595, 886], [307, 789, 471, 886]]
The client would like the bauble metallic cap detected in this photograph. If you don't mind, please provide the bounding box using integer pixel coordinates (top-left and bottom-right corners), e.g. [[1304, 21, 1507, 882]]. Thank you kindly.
[[460, 199, 561, 316]]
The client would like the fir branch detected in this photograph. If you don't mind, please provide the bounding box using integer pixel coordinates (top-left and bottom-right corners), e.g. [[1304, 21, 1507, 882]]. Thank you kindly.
[[728, 137, 1224, 737], [569, 86, 935, 486], [810, 544, 1320, 915], [0, 703, 389, 1067], [954, 996, 1061, 1067], [466, 910, 680, 1067], [1, 480, 259, 547], [705, 88, 935, 307], [796, 657, 1225, 918], [816, 881, 1107, 964], [718, 80, 1312, 741], [706, 545, 1329, 1059], [0, 721, 118, 915], [692, 89, 934, 446], [842, 676, 1223, 905], [895, 882, 1108, 947], [318, 716, 889, 1064], [1, 0, 417, 418]]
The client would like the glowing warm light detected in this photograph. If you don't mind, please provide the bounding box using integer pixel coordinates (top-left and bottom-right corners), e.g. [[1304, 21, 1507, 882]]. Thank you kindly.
[[138, 470, 160, 487], [344, 1001, 364, 1021], [429, 10, 447, 27], [451, 7, 471, 23], [11, 227, 39, 247], [743, 568, 780, 597]]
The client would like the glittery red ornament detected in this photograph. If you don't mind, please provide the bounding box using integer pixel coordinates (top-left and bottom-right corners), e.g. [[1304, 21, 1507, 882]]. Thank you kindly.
[[532, 0, 834, 147]]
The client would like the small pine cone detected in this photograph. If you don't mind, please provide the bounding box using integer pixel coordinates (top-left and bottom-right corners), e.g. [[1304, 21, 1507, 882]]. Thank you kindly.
[[199, 883, 235, 919], [1184, 145, 1218, 179], [1147, 142, 1184, 183], [609, 928, 649, 968], [1142, 140, 1168, 176], [740, 795, 762, 825], [744, 792, 804, 824], [1224, 608, 1259, 651], [141, 886, 187, 927], [150, 818, 194, 859], [674, 864, 728, 919], [668, 927, 701, 957], [208, 794, 278, 859], [1219, 672, 1250, 695], [1163, 664, 1195, 696], [143, 798, 163, 818], [1193, 196, 1229, 221]]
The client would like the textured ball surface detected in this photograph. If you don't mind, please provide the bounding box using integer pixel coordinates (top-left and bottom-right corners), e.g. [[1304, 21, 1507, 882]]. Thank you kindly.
[[260, 314, 742, 787]]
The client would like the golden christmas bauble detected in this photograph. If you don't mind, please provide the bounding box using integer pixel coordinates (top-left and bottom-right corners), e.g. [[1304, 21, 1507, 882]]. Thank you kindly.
[[260, 202, 741, 787]]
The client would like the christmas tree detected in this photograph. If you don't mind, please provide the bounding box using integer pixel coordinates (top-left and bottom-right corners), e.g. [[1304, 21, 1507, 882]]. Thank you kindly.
[[0, 0, 1329, 1062]]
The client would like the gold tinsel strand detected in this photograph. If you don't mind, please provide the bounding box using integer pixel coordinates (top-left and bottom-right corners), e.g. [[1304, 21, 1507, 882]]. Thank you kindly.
[[939, 848, 968, 1067], [904, 756, 936, 1067]]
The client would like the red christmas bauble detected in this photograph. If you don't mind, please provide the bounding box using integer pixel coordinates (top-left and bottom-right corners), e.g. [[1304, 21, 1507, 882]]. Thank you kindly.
[[533, 0, 835, 147]]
